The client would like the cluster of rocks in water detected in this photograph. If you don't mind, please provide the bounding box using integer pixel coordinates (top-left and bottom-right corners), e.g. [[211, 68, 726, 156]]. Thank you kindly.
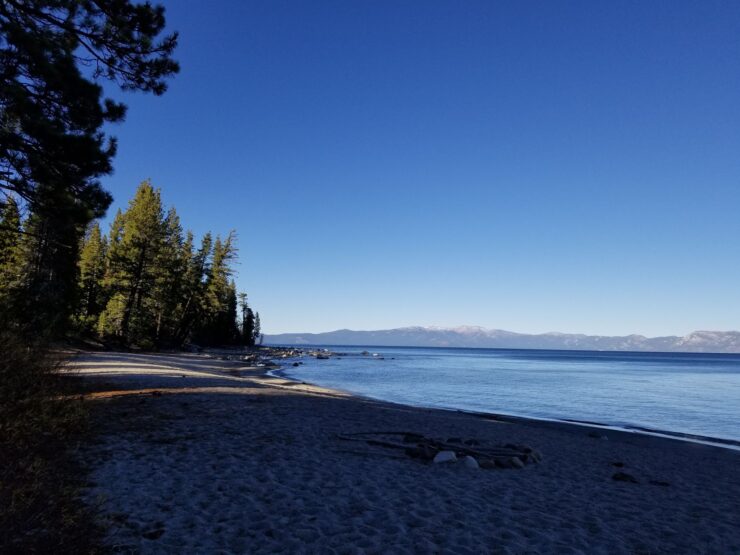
[[200, 346, 394, 367], [336, 431, 541, 470], [201, 346, 306, 367]]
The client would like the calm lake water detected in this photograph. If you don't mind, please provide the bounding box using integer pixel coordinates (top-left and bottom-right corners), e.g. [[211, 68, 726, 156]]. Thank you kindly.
[[277, 346, 740, 444]]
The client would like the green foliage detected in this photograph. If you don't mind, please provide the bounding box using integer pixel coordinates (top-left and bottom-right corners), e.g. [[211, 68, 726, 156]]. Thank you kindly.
[[77, 222, 107, 331], [254, 312, 262, 344], [0, 196, 23, 303], [98, 180, 165, 343], [2, 180, 256, 348], [172, 232, 212, 345], [238, 293, 261, 347], [6, 189, 86, 334], [194, 233, 240, 345], [89, 182, 249, 348], [153, 207, 185, 343]]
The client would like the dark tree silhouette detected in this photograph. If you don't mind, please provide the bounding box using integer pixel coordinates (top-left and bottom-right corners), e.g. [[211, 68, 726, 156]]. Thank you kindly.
[[0, 0, 179, 217]]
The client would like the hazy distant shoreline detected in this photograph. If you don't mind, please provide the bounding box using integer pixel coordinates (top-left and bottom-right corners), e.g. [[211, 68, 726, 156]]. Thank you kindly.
[[266, 326, 740, 353]]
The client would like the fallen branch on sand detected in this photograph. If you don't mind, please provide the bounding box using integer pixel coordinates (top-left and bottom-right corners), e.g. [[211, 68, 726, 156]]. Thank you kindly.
[[332, 448, 409, 460], [334, 431, 541, 469]]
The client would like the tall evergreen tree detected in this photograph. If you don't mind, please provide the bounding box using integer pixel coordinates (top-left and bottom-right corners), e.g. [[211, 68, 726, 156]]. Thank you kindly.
[[0, 196, 24, 328], [238, 292, 248, 346], [98, 180, 164, 344], [174, 231, 211, 346], [224, 281, 239, 345], [244, 307, 255, 348], [0, 196, 22, 296], [253, 312, 261, 345], [96, 209, 125, 336], [196, 232, 238, 345], [77, 222, 107, 331], [11, 189, 85, 333], [152, 207, 185, 344]]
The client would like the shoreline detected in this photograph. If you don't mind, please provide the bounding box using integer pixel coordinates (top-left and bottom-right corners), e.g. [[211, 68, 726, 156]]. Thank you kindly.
[[72, 351, 740, 553], [269, 365, 740, 453]]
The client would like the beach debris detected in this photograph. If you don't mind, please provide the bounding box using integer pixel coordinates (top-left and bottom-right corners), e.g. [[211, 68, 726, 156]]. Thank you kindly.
[[510, 456, 525, 469], [433, 450, 457, 464], [612, 472, 639, 484], [403, 432, 425, 443], [463, 455, 479, 469], [334, 431, 539, 470], [142, 527, 165, 540], [405, 444, 438, 461]]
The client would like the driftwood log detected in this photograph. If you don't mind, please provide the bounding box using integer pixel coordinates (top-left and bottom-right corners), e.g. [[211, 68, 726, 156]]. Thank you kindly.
[[334, 431, 541, 469]]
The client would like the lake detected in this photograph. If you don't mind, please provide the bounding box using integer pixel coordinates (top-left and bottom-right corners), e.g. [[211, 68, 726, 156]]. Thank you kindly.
[[277, 346, 740, 445]]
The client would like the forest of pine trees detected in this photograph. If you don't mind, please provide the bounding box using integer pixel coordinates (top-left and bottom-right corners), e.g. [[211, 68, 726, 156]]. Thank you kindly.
[[1, 181, 261, 349]]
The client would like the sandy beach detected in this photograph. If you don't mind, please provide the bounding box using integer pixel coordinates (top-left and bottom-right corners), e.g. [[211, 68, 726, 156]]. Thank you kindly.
[[71, 351, 740, 554]]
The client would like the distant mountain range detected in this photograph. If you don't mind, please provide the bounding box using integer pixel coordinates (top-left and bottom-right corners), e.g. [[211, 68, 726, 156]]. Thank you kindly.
[[264, 326, 740, 353]]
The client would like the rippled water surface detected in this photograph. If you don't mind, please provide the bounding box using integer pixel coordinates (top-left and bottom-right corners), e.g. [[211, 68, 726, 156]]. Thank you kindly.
[[279, 346, 740, 443]]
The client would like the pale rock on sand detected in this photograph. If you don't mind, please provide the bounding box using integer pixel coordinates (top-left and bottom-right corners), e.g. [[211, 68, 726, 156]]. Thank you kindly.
[[71, 351, 740, 554], [462, 455, 479, 469], [432, 451, 457, 464]]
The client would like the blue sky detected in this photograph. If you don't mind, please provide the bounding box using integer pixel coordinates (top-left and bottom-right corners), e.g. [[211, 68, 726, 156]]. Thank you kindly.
[[102, 0, 740, 336]]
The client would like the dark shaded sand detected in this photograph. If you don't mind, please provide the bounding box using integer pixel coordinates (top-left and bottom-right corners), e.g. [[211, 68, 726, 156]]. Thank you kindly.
[[71, 351, 740, 554]]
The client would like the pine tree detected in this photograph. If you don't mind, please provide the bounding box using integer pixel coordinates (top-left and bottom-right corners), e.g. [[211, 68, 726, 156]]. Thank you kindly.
[[97, 209, 126, 337], [152, 207, 185, 344], [77, 222, 107, 331], [174, 232, 212, 346], [0, 197, 22, 301], [224, 281, 239, 345], [238, 292, 249, 346], [12, 190, 86, 333], [253, 312, 261, 345], [196, 232, 238, 345], [244, 307, 255, 348], [98, 181, 165, 345]]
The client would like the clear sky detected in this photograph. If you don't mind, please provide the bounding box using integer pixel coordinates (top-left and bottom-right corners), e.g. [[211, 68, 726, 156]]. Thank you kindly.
[[101, 0, 740, 336]]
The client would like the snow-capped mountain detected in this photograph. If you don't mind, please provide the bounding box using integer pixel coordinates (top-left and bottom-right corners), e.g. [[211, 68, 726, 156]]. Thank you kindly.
[[264, 327, 740, 353]]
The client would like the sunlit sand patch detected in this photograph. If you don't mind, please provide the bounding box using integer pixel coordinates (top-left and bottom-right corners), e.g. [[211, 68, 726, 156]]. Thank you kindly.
[[83, 386, 260, 400]]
